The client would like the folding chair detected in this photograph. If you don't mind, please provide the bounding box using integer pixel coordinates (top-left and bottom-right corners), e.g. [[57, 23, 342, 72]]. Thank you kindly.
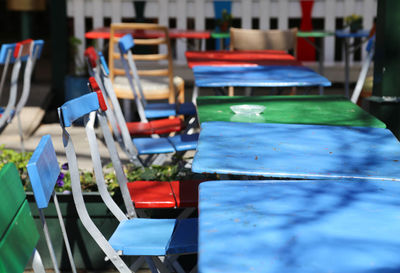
[[0, 163, 46, 273], [27, 135, 77, 273], [350, 36, 375, 104], [0, 39, 44, 152], [57, 91, 198, 273], [88, 72, 198, 167], [116, 32, 196, 120], [84, 46, 184, 137]]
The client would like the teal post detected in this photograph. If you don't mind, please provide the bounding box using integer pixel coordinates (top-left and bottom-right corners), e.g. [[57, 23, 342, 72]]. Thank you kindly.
[[369, 0, 400, 138], [21, 12, 31, 40]]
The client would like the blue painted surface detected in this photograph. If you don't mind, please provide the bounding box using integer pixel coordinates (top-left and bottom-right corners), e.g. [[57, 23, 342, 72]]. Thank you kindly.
[[193, 65, 332, 87], [168, 134, 199, 152], [98, 51, 110, 75], [199, 180, 400, 273], [335, 30, 370, 38], [32, 40, 44, 59], [167, 218, 198, 254], [27, 135, 60, 209], [109, 218, 176, 256], [109, 217, 197, 256], [0, 43, 16, 64], [133, 137, 175, 154], [144, 103, 176, 118], [192, 121, 400, 180], [177, 102, 197, 115], [59, 92, 99, 127], [118, 34, 134, 54]]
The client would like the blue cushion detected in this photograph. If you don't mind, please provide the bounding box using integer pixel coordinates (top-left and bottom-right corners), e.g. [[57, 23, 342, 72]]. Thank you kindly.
[[144, 103, 177, 118], [133, 137, 175, 154], [177, 102, 196, 116], [109, 218, 176, 256], [168, 134, 199, 152]]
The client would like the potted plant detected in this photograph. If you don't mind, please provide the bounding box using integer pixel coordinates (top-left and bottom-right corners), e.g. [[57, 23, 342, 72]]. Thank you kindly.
[[64, 37, 89, 101], [344, 14, 363, 33], [216, 9, 233, 32]]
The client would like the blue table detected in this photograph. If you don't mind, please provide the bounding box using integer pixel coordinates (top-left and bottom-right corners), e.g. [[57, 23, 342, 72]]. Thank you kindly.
[[335, 30, 370, 98], [193, 65, 331, 88], [199, 180, 400, 273], [192, 121, 400, 180]]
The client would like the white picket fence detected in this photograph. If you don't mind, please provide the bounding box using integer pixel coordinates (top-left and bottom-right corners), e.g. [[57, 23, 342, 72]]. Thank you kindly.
[[67, 0, 377, 65]]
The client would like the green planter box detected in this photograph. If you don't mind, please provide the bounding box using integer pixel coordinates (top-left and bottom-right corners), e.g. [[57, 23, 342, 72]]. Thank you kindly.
[[27, 192, 121, 270]]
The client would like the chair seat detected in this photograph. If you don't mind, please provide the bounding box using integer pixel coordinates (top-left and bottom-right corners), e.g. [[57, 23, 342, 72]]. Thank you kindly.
[[168, 134, 199, 152], [109, 218, 198, 256], [177, 102, 197, 116], [133, 137, 175, 154], [113, 76, 184, 100], [145, 103, 177, 118], [126, 118, 183, 136], [127, 181, 177, 208]]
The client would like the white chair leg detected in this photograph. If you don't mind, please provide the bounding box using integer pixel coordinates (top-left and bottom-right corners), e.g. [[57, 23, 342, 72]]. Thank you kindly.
[[31, 249, 46, 273]]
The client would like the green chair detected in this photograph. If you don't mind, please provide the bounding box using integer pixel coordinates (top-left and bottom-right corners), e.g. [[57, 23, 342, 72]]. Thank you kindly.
[[0, 163, 46, 272]]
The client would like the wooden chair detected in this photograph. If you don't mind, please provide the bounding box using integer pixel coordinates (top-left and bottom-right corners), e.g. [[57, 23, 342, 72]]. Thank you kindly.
[[230, 27, 298, 55], [229, 27, 298, 96], [57, 91, 198, 273], [84, 46, 184, 137], [27, 135, 77, 273], [108, 23, 185, 117], [0, 163, 46, 272]]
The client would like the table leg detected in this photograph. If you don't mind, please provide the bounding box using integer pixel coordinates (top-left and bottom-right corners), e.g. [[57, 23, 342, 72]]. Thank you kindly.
[[318, 38, 325, 95], [192, 86, 199, 104], [344, 38, 350, 98]]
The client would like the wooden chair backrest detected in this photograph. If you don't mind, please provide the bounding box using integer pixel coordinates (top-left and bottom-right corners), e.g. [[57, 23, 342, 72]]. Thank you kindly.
[[108, 23, 175, 101], [0, 163, 40, 272], [230, 27, 298, 57]]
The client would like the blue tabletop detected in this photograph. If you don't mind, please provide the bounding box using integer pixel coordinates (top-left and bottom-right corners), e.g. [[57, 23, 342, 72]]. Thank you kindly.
[[192, 121, 400, 180], [335, 30, 370, 38], [192, 65, 331, 87], [199, 180, 400, 273]]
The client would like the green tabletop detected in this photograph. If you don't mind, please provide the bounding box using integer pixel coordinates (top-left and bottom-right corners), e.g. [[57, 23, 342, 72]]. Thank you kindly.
[[196, 95, 386, 128], [211, 31, 230, 39], [297, 30, 335, 38]]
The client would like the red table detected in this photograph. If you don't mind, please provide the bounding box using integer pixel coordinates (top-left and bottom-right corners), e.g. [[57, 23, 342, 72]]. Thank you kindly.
[[185, 50, 302, 68], [85, 27, 210, 40]]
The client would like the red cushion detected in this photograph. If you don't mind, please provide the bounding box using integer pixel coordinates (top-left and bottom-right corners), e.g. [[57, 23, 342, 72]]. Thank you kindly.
[[127, 181, 177, 208], [170, 180, 204, 208], [150, 118, 183, 135], [126, 122, 153, 135], [126, 118, 183, 136]]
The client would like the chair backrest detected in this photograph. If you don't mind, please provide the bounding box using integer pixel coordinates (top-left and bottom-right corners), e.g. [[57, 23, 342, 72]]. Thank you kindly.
[[0, 163, 42, 272], [108, 23, 176, 103], [230, 27, 298, 56], [27, 134, 77, 273]]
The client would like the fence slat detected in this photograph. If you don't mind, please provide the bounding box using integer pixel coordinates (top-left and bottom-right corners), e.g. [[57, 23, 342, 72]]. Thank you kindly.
[[176, 0, 187, 63], [111, 0, 122, 23], [278, 0, 289, 29], [324, 0, 336, 65], [259, 0, 270, 30], [92, 0, 104, 50], [73, 0, 85, 75], [241, 0, 252, 29]]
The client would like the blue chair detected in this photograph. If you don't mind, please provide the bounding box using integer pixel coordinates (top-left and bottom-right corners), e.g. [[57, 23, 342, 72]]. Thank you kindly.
[[0, 39, 44, 152], [27, 135, 77, 273], [57, 91, 198, 272], [87, 63, 198, 166], [117, 33, 196, 120]]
